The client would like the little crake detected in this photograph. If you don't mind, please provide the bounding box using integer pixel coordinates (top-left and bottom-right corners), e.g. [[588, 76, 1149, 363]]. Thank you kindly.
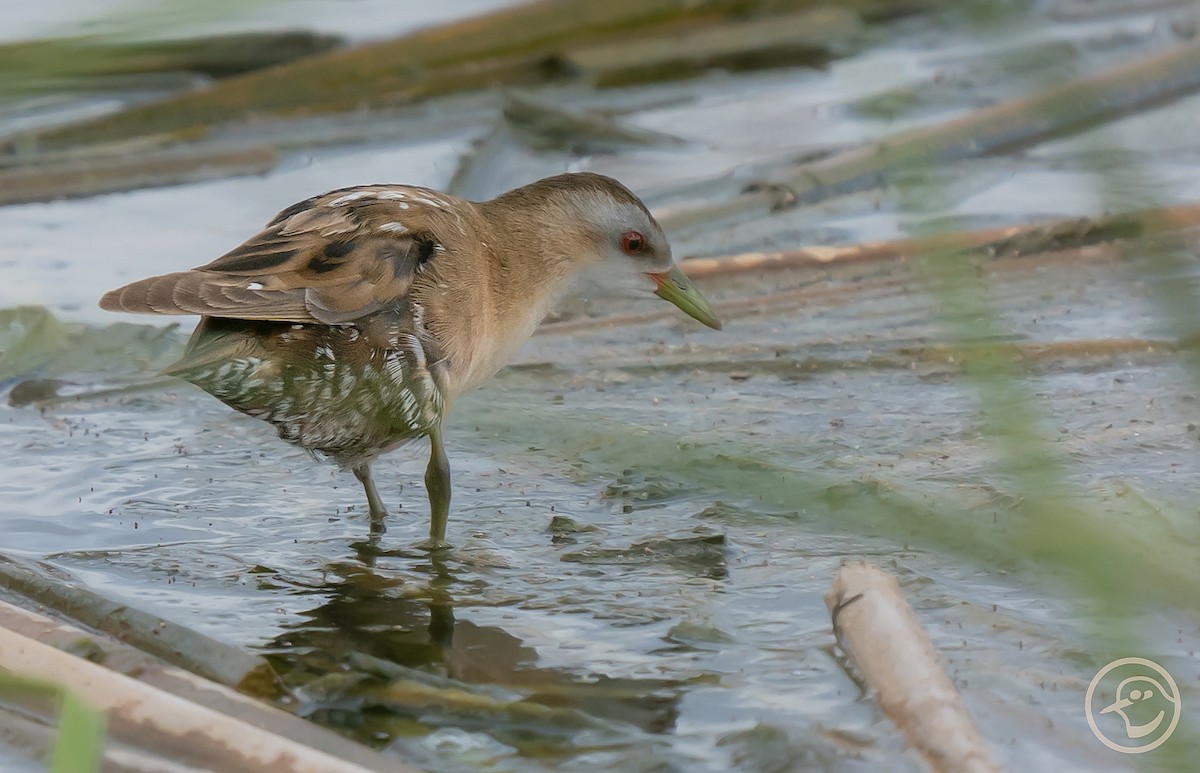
[[101, 173, 721, 548]]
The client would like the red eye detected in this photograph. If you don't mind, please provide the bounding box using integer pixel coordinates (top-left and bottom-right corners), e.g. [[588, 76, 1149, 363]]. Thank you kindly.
[[621, 231, 645, 255]]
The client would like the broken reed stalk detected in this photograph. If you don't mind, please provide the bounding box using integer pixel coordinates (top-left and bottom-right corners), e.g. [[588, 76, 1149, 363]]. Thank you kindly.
[[14, 0, 856, 151], [0, 599, 414, 772], [0, 31, 343, 94], [560, 6, 861, 87], [0, 145, 278, 205], [657, 39, 1200, 231], [0, 554, 280, 696], [673, 199, 1200, 278], [825, 562, 1003, 773], [0, 621, 388, 773]]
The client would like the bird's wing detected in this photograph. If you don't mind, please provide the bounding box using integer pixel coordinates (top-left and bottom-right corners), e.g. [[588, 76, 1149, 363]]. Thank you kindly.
[[99, 185, 461, 325]]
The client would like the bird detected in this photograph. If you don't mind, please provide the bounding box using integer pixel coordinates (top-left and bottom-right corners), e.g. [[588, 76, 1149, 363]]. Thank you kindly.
[[100, 172, 721, 548], [1100, 675, 1180, 741]]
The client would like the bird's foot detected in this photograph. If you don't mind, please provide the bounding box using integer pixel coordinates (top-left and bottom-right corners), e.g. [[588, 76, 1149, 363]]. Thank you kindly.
[[416, 536, 452, 552]]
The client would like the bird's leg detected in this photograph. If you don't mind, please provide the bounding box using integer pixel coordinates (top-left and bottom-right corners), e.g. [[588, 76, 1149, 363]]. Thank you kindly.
[[353, 463, 389, 534], [419, 424, 452, 550]]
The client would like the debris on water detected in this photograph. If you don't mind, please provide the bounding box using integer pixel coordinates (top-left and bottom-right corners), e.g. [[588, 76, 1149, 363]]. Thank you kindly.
[[560, 528, 728, 580], [663, 619, 735, 646], [502, 89, 683, 151], [547, 514, 600, 545], [601, 469, 691, 504], [6, 378, 65, 406], [716, 723, 859, 772]]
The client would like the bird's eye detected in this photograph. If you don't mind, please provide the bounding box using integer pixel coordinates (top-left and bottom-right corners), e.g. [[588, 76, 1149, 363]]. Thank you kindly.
[[621, 231, 645, 256]]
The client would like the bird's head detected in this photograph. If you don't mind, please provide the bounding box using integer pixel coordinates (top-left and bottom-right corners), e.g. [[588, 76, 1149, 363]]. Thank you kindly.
[[1101, 675, 1179, 740], [485, 172, 722, 330]]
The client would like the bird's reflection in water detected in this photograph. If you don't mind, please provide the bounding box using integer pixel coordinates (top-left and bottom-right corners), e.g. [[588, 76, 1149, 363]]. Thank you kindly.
[[258, 536, 687, 752]]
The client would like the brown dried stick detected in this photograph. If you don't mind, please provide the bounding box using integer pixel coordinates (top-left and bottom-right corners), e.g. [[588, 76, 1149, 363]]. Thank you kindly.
[[0, 600, 412, 772], [19, 0, 846, 150], [0, 619, 395, 773], [657, 39, 1200, 231], [825, 562, 1003, 773], [676, 201, 1200, 278], [0, 145, 278, 206]]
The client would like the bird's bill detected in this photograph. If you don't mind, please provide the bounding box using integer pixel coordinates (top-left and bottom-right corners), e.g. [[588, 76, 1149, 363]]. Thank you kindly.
[[645, 266, 722, 330], [1100, 698, 1132, 714]]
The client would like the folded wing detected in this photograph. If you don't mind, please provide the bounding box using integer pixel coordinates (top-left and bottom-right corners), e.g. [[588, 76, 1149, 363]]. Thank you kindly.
[[99, 186, 444, 325]]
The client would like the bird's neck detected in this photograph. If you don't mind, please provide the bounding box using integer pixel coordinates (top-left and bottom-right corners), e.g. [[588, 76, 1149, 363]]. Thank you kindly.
[[436, 199, 589, 396], [477, 195, 594, 322]]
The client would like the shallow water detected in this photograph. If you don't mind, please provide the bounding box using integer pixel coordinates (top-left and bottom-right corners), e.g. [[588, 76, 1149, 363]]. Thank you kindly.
[[4, 1, 1200, 771], [6, 250, 1197, 770]]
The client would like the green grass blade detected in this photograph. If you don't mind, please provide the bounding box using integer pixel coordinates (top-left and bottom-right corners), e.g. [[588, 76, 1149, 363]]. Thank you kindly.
[[0, 673, 106, 773]]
